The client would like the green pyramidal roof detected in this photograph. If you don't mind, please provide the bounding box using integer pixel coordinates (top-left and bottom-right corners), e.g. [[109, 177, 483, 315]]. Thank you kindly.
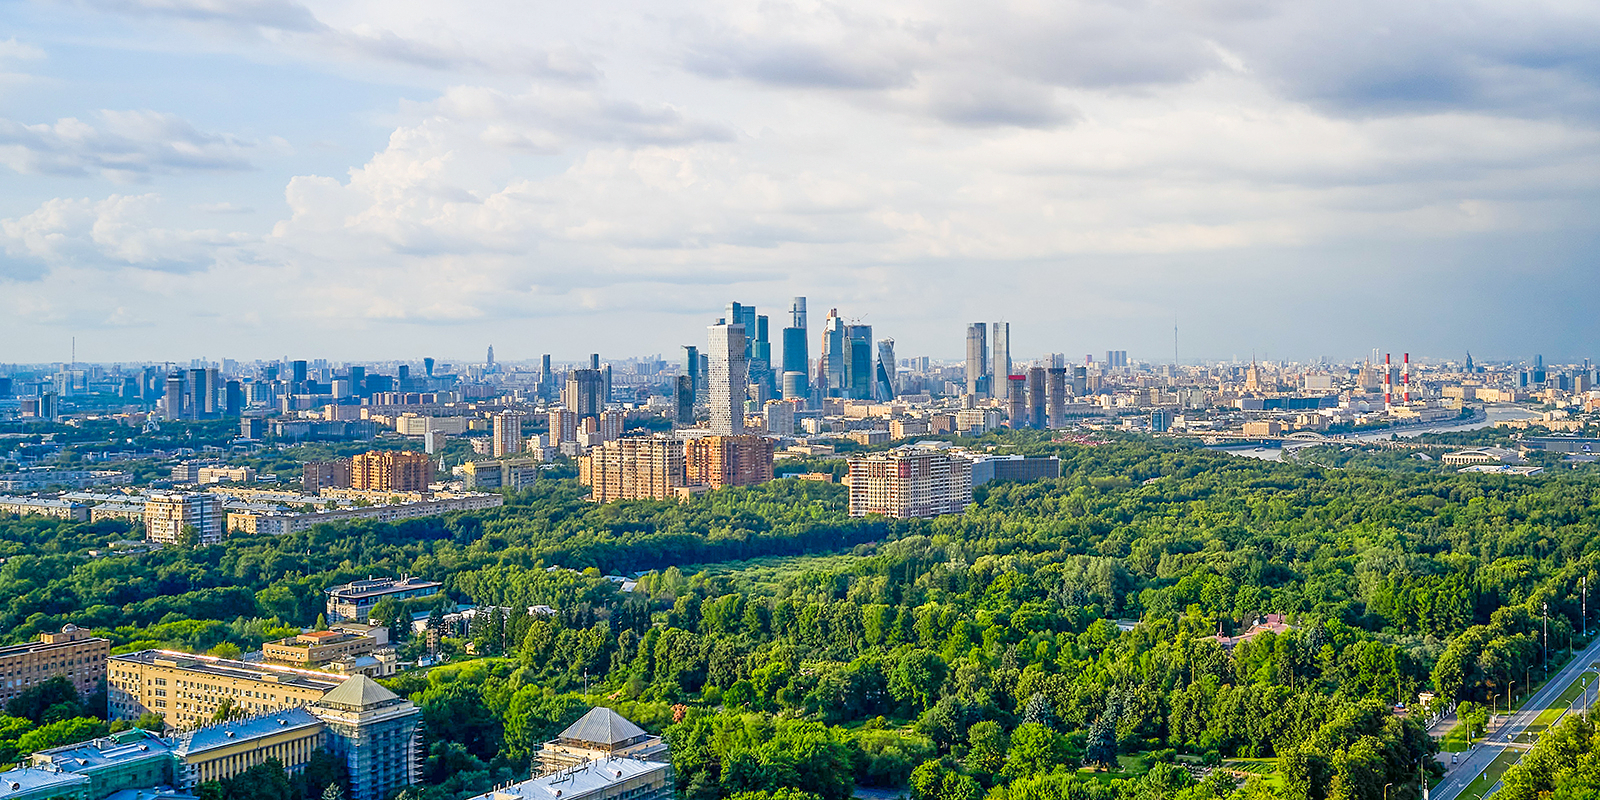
[[317, 674, 399, 708]]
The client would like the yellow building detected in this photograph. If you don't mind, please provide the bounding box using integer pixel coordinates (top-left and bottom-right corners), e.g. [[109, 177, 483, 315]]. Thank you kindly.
[[261, 629, 382, 668], [108, 650, 344, 730], [173, 708, 325, 788], [0, 625, 109, 709]]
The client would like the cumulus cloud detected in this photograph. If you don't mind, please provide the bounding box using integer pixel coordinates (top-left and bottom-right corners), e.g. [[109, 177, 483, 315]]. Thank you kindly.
[[0, 110, 258, 180], [0, 38, 46, 61], [0, 194, 251, 274]]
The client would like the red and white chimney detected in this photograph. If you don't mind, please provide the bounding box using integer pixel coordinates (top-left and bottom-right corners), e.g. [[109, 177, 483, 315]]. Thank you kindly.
[[1403, 353, 1411, 403], [1384, 353, 1392, 406]]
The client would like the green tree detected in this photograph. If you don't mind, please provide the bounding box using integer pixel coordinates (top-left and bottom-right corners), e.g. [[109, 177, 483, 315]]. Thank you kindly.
[[1004, 722, 1067, 778]]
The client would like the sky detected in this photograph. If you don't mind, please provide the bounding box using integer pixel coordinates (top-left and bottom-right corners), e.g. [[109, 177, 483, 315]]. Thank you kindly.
[[2, 0, 1599, 366]]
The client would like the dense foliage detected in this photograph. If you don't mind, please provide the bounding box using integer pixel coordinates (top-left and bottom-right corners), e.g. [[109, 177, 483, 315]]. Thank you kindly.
[[2, 434, 1596, 800]]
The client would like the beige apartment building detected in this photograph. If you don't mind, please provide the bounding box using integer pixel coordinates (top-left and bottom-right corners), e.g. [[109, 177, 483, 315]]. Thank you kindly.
[[0, 625, 109, 707], [261, 627, 384, 668], [144, 492, 224, 546], [108, 650, 345, 729], [579, 436, 686, 503]]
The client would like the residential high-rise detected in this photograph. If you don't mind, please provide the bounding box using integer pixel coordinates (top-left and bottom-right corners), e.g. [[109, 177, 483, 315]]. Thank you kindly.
[[965, 324, 989, 397], [681, 345, 700, 404], [548, 410, 578, 445], [707, 321, 748, 435], [144, 492, 224, 546], [844, 323, 873, 400], [992, 322, 1011, 400], [351, 450, 431, 492], [818, 309, 845, 398], [875, 339, 896, 400], [493, 411, 525, 457], [1105, 350, 1128, 369], [579, 436, 686, 503], [304, 459, 353, 491], [1026, 366, 1046, 429], [781, 297, 810, 403], [848, 445, 973, 519], [764, 399, 796, 436], [685, 435, 775, 489], [564, 369, 605, 419], [1046, 367, 1068, 428]]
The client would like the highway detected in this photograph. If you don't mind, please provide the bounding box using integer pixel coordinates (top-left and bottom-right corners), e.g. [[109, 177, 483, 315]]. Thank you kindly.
[[1429, 634, 1600, 800]]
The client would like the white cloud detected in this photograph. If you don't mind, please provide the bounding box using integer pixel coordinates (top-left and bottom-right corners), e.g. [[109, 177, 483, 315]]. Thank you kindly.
[[0, 194, 251, 275], [0, 110, 259, 180], [0, 39, 46, 61]]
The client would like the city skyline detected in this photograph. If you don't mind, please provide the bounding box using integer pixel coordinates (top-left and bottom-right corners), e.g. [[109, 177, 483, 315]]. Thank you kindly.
[[3, 3, 1600, 360]]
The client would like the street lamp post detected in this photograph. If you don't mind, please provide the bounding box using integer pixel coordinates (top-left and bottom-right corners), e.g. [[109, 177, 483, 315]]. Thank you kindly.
[[1383, 782, 1393, 800]]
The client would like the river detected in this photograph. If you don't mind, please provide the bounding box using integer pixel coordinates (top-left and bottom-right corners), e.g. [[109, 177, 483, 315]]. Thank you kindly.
[[1213, 404, 1541, 461]]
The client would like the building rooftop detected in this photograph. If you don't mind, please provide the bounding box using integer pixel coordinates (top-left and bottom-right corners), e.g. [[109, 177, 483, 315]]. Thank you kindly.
[[31, 730, 172, 771], [557, 708, 648, 748], [471, 758, 666, 800], [103, 789, 199, 800], [325, 577, 442, 600], [111, 650, 345, 692], [174, 708, 322, 758], [0, 628, 107, 659], [0, 767, 91, 799]]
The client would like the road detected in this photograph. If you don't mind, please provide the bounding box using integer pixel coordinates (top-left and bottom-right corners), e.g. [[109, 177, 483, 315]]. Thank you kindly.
[[1429, 635, 1600, 800]]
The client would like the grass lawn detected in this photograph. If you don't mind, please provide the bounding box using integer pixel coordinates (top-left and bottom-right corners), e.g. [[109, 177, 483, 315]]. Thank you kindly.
[[1514, 678, 1589, 744], [1456, 749, 1522, 800], [1221, 758, 1284, 791], [676, 552, 867, 588], [1077, 754, 1151, 784], [1442, 721, 1479, 752]]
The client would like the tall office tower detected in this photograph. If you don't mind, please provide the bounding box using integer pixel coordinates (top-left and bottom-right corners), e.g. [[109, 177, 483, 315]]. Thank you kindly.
[[1026, 367, 1047, 429], [782, 297, 810, 403], [818, 309, 845, 398], [764, 399, 796, 436], [141, 366, 160, 401], [1072, 366, 1088, 396], [292, 359, 309, 387], [681, 345, 700, 404], [486, 345, 495, 371], [1046, 367, 1068, 428], [563, 369, 605, 419], [966, 323, 989, 397], [601, 364, 613, 402], [423, 357, 435, 377], [590, 354, 601, 370], [164, 373, 185, 421], [843, 324, 874, 399], [674, 375, 695, 425], [225, 380, 242, 417], [992, 322, 1011, 400], [548, 410, 578, 445], [686, 434, 776, 489], [186, 368, 209, 419], [707, 320, 748, 435], [1534, 354, 1546, 385], [397, 364, 410, 384], [492, 411, 525, 457], [144, 492, 224, 546], [579, 436, 688, 503], [348, 365, 365, 397], [875, 339, 897, 400], [754, 313, 774, 398], [1105, 350, 1128, 369], [540, 355, 553, 399], [1006, 375, 1027, 426], [847, 445, 974, 519], [1049, 353, 1066, 369]]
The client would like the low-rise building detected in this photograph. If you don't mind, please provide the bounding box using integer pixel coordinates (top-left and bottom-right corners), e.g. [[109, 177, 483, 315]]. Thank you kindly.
[[469, 759, 672, 800], [226, 494, 502, 537], [1441, 447, 1524, 465], [325, 577, 442, 624], [172, 709, 323, 789], [0, 767, 91, 800], [0, 496, 89, 522], [309, 676, 422, 800], [261, 627, 386, 669], [29, 730, 173, 800], [0, 625, 110, 708]]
